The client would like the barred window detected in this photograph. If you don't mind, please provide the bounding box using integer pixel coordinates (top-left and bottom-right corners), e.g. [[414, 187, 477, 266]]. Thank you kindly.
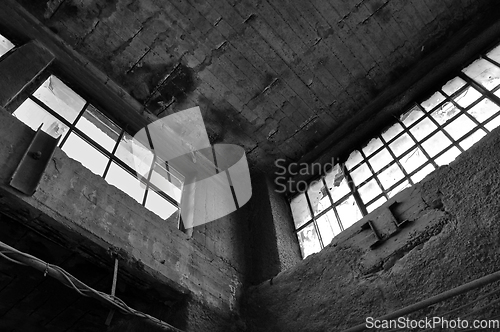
[[292, 42, 500, 258]]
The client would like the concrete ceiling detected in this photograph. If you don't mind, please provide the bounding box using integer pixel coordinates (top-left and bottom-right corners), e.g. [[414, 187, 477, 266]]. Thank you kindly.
[[14, 0, 500, 172]]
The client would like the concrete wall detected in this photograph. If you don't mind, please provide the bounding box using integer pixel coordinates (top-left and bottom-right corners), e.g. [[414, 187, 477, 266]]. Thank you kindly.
[[244, 125, 500, 331]]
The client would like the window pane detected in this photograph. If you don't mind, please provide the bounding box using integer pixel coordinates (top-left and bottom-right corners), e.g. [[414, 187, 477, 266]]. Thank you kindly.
[[366, 196, 387, 213], [400, 106, 424, 127], [468, 98, 500, 123], [145, 189, 177, 220], [33, 76, 86, 123], [454, 86, 482, 108], [336, 195, 363, 230], [316, 209, 342, 246], [297, 223, 321, 258], [378, 163, 405, 190], [460, 129, 487, 150], [324, 165, 350, 203], [485, 113, 500, 131], [381, 123, 404, 142], [362, 137, 383, 158], [430, 101, 460, 125], [62, 133, 108, 176], [358, 178, 383, 203], [0, 34, 14, 57], [411, 164, 435, 183], [13, 98, 70, 139], [421, 131, 452, 157], [462, 58, 500, 91], [345, 150, 363, 170], [290, 193, 311, 229], [435, 147, 461, 166], [421, 91, 445, 112], [487, 44, 500, 64], [75, 105, 120, 152], [307, 180, 330, 216], [388, 133, 413, 157], [442, 77, 466, 96], [150, 162, 183, 202], [367, 148, 392, 173], [115, 133, 154, 177], [387, 180, 411, 198], [409, 117, 437, 141], [400, 147, 428, 174], [443, 114, 476, 140], [350, 162, 372, 186], [105, 162, 145, 204]]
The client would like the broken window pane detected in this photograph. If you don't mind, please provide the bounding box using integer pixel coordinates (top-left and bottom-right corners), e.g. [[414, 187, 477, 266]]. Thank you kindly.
[[421, 91, 446, 112], [367, 148, 392, 173], [145, 189, 177, 220], [409, 117, 437, 141], [345, 150, 363, 170], [378, 163, 405, 190], [75, 105, 120, 152], [33, 76, 86, 123], [307, 180, 330, 216], [324, 165, 350, 203], [62, 133, 108, 176], [362, 137, 383, 158], [435, 147, 461, 166], [460, 129, 487, 150], [0, 33, 14, 57], [487, 44, 500, 64], [366, 196, 387, 213], [485, 114, 500, 131], [387, 180, 411, 198], [381, 123, 404, 142], [421, 131, 452, 157], [443, 114, 476, 140], [350, 162, 372, 186], [468, 98, 500, 123], [13, 98, 70, 139], [430, 101, 460, 125], [115, 132, 154, 177], [336, 195, 363, 229], [400, 147, 428, 174], [389, 133, 413, 156], [454, 86, 482, 108], [290, 193, 312, 229], [411, 164, 435, 183], [105, 162, 145, 204], [462, 58, 500, 91], [297, 223, 321, 258], [358, 178, 383, 203], [400, 106, 424, 127], [442, 77, 467, 96], [316, 209, 341, 246]]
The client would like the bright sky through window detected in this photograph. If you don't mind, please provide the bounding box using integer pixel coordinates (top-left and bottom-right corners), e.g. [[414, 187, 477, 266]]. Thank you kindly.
[[0, 33, 14, 58]]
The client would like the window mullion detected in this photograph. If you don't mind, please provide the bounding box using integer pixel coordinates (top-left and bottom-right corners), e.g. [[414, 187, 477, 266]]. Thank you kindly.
[[458, 73, 500, 109], [304, 191, 324, 249], [340, 163, 368, 216]]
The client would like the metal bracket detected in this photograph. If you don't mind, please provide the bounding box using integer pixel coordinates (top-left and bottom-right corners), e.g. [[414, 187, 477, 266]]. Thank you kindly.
[[10, 126, 59, 195]]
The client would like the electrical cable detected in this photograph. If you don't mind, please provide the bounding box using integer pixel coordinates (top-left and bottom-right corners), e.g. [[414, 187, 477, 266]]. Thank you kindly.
[[0, 241, 184, 332]]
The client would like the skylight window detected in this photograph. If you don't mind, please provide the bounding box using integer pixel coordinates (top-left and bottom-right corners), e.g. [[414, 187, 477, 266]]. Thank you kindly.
[[0, 33, 14, 58], [13, 75, 184, 223], [291, 42, 500, 258]]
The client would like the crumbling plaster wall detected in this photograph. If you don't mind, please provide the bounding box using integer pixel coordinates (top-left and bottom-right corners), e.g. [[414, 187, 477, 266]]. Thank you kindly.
[[244, 125, 500, 331]]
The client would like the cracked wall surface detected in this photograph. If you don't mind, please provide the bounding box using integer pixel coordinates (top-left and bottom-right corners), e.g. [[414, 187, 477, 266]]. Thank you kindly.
[[13, 0, 500, 172], [243, 123, 500, 331]]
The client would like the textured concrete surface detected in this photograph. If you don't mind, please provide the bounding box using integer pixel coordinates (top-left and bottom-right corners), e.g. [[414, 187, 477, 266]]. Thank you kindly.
[[244, 126, 500, 331], [12, 0, 500, 172]]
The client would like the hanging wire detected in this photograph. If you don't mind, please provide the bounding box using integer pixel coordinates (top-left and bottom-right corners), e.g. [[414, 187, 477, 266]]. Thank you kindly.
[[0, 241, 184, 332]]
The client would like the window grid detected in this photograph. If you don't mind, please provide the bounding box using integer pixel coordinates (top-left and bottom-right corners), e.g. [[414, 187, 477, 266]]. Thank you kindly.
[[15, 76, 183, 222], [292, 42, 500, 258]]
